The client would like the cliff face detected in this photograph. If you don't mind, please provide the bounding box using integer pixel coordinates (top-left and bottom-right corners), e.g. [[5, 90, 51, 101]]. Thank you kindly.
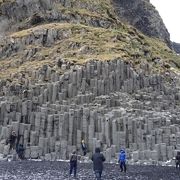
[[0, 0, 117, 35], [172, 42, 180, 54], [0, 0, 172, 48], [0, 0, 180, 162], [0, 1, 170, 41], [112, 0, 171, 47]]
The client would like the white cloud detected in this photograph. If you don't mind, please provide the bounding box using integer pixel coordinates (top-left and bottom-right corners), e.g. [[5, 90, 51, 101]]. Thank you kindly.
[[150, 0, 180, 42]]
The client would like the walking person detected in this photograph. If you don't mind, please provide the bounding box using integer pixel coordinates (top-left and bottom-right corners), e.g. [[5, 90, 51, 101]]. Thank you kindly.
[[81, 140, 87, 156], [69, 150, 78, 178], [118, 149, 127, 172], [176, 151, 180, 168], [91, 147, 106, 180]]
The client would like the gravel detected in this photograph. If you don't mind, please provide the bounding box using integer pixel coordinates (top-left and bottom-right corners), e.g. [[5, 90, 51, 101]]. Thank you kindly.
[[0, 161, 180, 180]]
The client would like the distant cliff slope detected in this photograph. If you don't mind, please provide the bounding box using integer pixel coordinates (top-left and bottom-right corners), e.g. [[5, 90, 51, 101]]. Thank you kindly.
[[112, 0, 171, 47], [172, 42, 180, 54]]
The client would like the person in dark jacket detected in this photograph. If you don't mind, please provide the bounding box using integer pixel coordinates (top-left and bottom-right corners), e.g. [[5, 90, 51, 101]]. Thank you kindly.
[[118, 149, 126, 172], [91, 147, 106, 180], [69, 150, 78, 178], [176, 151, 180, 168], [81, 140, 87, 156], [8, 131, 17, 152], [16, 144, 25, 160]]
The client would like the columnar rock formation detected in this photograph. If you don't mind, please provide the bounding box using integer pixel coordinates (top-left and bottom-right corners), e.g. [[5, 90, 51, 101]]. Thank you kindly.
[[0, 59, 179, 163], [0, 0, 180, 165]]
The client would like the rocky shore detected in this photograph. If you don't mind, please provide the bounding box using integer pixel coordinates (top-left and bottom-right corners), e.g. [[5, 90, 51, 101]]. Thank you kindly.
[[0, 161, 180, 180]]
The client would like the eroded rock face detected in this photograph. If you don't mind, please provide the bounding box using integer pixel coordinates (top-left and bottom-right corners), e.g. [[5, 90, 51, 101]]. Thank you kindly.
[[0, 0, 53, 33], [0, 0, 115, 35], [112, 0, 171, 47], [0, 0, 171, 49]]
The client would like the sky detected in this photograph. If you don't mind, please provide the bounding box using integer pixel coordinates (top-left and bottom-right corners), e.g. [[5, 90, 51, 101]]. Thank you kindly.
[[150, 0, 180, 43]]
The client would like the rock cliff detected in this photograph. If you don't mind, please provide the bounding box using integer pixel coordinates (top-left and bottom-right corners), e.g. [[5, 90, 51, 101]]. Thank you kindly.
[[0, 0, 172, 48], [172, 42, 180, 54], [0, 0, 180, 163], [112, 0, 171, 47]]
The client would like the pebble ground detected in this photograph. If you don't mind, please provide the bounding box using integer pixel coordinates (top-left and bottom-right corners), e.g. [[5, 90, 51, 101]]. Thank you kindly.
[[0, 161, 180, 180]]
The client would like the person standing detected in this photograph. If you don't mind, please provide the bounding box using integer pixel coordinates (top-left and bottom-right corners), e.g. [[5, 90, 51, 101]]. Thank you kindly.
[[8, 131, 17, 152], [118, 149, 127, 172], [69, 150, 78, 178], [176, 151, 180, 168], [91, 147, 106, 180], [16, 144, 25, 160], [81, 140, 87, 156]]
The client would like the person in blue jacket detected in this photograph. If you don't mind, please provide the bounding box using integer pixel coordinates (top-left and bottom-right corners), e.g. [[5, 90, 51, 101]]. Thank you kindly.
[[118, 149, 126, 172]]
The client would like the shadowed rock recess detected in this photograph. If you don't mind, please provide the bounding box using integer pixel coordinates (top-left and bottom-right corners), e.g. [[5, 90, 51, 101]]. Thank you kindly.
[[0, 0, 180, 165]]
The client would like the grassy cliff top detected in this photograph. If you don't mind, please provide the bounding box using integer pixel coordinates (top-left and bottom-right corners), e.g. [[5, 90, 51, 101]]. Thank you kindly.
[[0, 0, 179, 80]]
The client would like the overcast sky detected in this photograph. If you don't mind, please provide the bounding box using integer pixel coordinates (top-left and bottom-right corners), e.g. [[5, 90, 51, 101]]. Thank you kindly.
[[150, 0, 180, 43]]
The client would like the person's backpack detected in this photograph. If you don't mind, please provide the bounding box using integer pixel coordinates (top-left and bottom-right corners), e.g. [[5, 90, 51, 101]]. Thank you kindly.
[[70, 154, 77, 162]]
